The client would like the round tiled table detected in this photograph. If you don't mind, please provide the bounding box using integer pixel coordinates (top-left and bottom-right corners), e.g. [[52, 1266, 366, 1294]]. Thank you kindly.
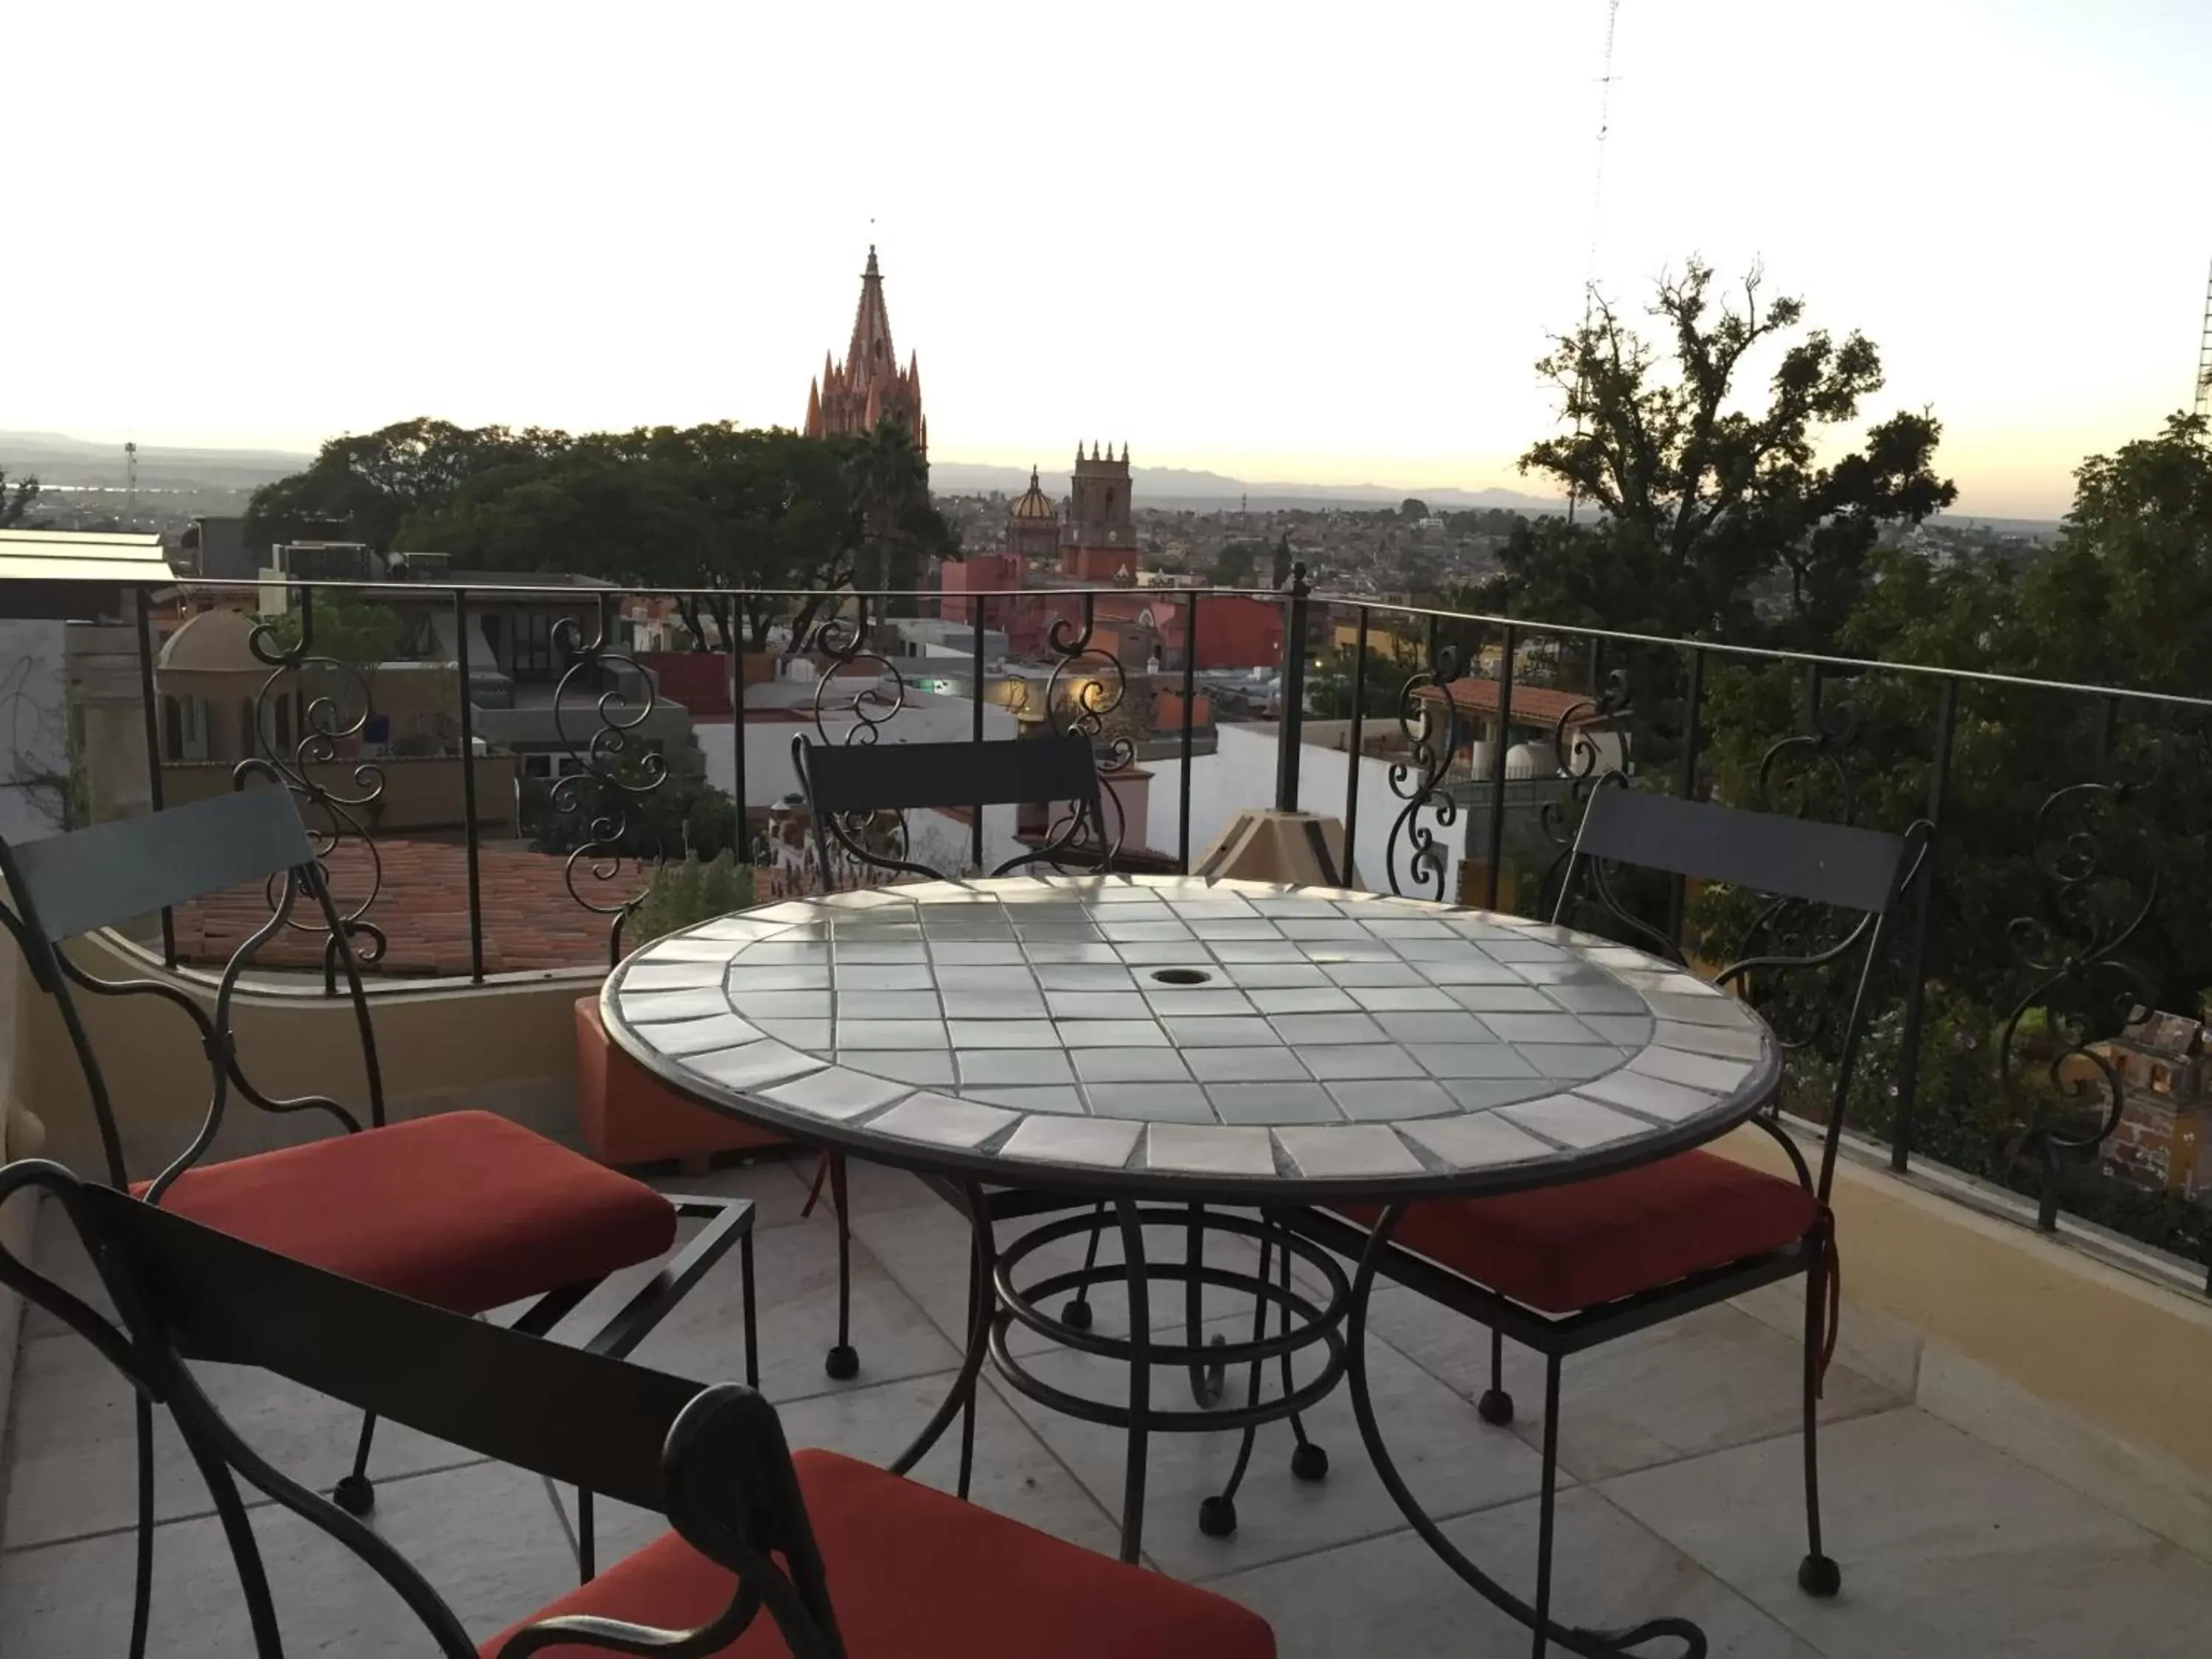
[[605, 874, 1776, 1197], [604, 872, 1778, 1644]]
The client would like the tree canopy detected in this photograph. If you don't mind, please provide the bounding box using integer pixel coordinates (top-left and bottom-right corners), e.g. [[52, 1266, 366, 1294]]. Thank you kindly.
[[243, 417, 959, 649], [1483, 259, 1956, 650], [0, 467, 38, 528]]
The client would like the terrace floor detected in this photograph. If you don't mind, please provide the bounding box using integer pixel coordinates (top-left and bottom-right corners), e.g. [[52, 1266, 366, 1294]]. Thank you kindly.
[[5, 1150, 2210, 1657]]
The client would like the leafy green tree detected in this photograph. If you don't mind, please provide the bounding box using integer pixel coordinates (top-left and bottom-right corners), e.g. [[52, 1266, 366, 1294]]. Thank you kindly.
[[259, 591, 408, 669], [245, 419, 569, 553], [0, 466, 38, 527], [1214, 540, 1266, 587], [1306, 645, 1419, 720], [1486, 259, 1956, 650], [1399, 497, 1429, 519], [841, 419, 958, 613]]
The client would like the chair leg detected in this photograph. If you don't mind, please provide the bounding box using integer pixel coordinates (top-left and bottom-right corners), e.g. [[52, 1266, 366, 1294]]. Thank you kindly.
[[577, 1487, 596, 1582], [128, 1394, 155, 1659], [740, 1228, 760, 1391], [1478, 1325, 1514, 1425], [1798, 1230, 1841, 1598], [1063, 1201, 1105, 1331], [956, 1232, 981, 1500], [1531, 1354, 1562, 1659], [1200, 1222, 1279, 1538], [1279, 1216, 1326, 1482], [331, 1410, 378, 1515], [824, 1152, 859, 1381]]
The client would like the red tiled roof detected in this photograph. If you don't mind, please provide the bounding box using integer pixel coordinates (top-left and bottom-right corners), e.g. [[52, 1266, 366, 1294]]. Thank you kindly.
[[1416, 679, 1600, 731], [170, 839, 793, 979]]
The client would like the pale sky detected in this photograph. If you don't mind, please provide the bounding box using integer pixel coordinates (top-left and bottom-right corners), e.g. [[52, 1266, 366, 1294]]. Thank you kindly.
[[7, 1, 2208, 518]]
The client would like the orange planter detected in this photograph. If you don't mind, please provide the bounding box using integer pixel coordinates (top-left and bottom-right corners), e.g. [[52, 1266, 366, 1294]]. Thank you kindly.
[[574, 995, 783, 1166]]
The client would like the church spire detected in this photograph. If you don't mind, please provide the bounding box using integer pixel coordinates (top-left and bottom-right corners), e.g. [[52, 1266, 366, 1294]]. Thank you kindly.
[[846, 245, 895, 383], [804, 378, 821, 438]]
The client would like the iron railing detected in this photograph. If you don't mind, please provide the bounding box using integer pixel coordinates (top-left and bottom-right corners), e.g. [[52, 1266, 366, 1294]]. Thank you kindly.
[[101, 573, 2212, 1292]]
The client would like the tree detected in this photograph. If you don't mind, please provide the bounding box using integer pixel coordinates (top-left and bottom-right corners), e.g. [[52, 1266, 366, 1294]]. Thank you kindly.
[[1270, 533, 1293, 590], [1306, 644, 1420, 720], [260, 592, 408, 669], [1485, 259, 1956, 650], [0, 467, 38, 528], [841, 419, 958, 611], [244, 419, 570, 553], [1399, 497, 1429, 520], [1682, 415, 2212, 1253], [1214, 540, 1266, 588]]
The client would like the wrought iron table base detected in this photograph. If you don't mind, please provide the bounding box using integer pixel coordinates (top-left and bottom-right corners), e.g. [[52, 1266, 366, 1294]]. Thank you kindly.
[[891, 1189, 1343, 1562]]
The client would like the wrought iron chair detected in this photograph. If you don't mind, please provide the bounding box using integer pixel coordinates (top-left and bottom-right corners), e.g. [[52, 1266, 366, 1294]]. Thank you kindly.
[[0, 1157, 1277, 1659], [0, 785, 757, 1654], [1312, 781, 1927, 1638], [787, 730, 1121, 1381]]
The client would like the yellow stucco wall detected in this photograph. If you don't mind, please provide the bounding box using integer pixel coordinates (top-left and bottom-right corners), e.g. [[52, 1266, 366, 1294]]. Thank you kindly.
[[1714, 1124, 2212, 1495]]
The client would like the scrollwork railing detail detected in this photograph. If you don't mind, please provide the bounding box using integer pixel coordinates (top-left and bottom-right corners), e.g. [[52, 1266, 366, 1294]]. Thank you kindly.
[[1384, 640, 1468, 900], [1999, 768, 2162, 1224], [1537, 666, 1642, 931], [805, 596, 911, 883], [1041, 607, 1133, 863], [546, 613, 669, 957], [240, 608, 389, 971]]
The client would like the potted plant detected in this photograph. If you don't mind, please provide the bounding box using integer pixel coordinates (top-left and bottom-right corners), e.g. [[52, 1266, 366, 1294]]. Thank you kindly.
[[574, 852, 785, 1169]]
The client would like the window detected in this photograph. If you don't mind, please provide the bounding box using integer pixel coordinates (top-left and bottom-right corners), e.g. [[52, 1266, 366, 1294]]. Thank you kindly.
[[164, 697, 209, 762]]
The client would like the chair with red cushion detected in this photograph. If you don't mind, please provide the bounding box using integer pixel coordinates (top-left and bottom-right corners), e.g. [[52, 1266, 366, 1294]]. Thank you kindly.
[[0, 1160, 1275, 1659], [0, 785, 757, 1657], [1318, 782, 1926, 1628]]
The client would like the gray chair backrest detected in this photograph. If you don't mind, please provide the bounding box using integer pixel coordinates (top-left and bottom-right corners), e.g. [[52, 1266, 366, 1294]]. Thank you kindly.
[[1558, 780, 1929, 1202], [0, 785, 381, 1191], [791, 731, 1113, 888]]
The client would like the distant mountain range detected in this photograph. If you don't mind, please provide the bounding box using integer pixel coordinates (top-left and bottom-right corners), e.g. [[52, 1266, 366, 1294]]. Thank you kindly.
[[0, 431, 310, 490], [1, 431, 2060, 532], [930, 459, 1562, 513]]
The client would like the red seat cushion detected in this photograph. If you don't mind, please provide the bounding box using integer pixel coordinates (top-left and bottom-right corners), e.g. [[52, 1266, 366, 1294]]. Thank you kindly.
[[1343, 1150, 1819, 1313], [484, 1450, 1276, 1659], [133, 1112, 675, 1316]]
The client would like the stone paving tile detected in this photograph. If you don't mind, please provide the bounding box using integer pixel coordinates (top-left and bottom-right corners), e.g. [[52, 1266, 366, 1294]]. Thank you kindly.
[[1214, 1486, 1821, 1658], [1601, 1408, 2212, 1659], [0, 1460, 575, 1658], [1365, 1287, 1905, 1483], [10, 1175, 2212, 1659], [992, 1309, 1554, 1583]]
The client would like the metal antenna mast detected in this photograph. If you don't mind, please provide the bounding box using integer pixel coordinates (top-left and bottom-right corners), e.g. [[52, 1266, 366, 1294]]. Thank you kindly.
[[2196, 259, 2212, 417], [1567, 0, 1624, 526], [124, 441, 139, 526]]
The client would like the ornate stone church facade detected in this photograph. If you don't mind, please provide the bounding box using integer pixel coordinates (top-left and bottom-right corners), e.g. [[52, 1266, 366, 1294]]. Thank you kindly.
[[803, 247, 928, 458]]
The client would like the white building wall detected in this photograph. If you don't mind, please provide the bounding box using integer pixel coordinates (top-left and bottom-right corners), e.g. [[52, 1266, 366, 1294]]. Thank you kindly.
[[0, 621, 68, 843], [1145, 723, 1464, 900]]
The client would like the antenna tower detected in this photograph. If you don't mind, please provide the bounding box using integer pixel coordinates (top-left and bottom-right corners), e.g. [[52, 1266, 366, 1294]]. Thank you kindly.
[[124, 441, 139, 526], [1567, 0, 1624, 526], [2196, 259, 2212, 418]]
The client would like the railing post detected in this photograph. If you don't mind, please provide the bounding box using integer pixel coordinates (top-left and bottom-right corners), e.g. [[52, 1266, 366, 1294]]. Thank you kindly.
[[452, 590, 485, 985], [1274, 565, 1311, 811], [1178, 591, 1199, 871], [131, 585, 176, 967], [1340, 605, 1370, 883], [731, 612, 749, 863], [1484, 624, 1517, 912], [970, 602, 986, 873], [1888, 676, 1958, 1172], [1664, 645, 1705, 953]]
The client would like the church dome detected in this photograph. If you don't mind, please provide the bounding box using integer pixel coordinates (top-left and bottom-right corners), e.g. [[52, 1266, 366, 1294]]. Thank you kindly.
[[1009, 467, 1057, 521]]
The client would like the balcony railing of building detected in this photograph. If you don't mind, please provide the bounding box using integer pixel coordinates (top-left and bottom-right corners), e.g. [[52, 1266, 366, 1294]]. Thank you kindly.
[[58, 571, 2212, 1297]]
